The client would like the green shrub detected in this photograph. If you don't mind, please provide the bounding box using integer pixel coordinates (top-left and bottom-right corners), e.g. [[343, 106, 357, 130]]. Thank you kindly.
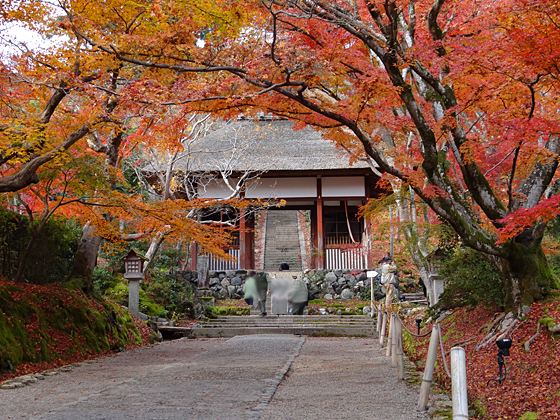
[[93, 267, 119, 294], [431, 248, 504, 315], [103, 279, 167, 318], [360, 288, 371, 301], [98, 242, 193, 319], [0, 207, 79, 284], [142, 273, 194, 315]]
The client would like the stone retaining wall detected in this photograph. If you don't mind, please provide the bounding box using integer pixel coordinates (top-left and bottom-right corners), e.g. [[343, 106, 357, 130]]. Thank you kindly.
[[173, 269, 386, 301]]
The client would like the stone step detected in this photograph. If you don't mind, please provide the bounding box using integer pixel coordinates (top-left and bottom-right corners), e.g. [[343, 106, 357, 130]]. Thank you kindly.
[[201, 321, 374, 327], [198, 324, 373, 329], [158, 313, 376, 339], [206, 315, 372, 320], [264, 210, 302, 271], [210, 315, 373, 322], [190, 326, 375, 339]]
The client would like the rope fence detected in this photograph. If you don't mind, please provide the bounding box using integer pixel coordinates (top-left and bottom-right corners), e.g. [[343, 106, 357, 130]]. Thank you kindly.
[[372, 303, 468, 418]]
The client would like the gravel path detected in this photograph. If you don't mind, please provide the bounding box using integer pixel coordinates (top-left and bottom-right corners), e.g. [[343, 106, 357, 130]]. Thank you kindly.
[[1, 335, 425, 420], [260, 337, 426, 420]]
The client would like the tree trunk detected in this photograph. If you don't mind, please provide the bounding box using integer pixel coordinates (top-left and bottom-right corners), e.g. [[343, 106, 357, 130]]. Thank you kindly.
[[14, 233, 38, 283], [71, 223, 102, 294], [142, 226, 171, 275], [392, 183, 437, 305], [496, 237, 560, 313], [71, 128, 122, 294]]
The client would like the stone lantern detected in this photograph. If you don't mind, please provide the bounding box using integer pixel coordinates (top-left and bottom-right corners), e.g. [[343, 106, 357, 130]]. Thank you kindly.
[[123, 249, 146, 317], [427, 247, 445, 305]]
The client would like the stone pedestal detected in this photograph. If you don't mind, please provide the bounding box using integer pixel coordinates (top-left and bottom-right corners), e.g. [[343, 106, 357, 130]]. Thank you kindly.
[[197, 255, 210, 289], [128, 279, 140, 317]]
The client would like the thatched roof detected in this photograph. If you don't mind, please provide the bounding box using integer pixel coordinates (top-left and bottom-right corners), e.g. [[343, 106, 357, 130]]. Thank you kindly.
[[175, 118, 372, 173]]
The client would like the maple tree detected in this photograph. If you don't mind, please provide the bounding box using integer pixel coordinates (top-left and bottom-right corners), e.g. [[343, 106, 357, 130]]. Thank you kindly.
[[1, 1, 559, 309], [57, 0, 560, 311], [0, 2, 265, 290], [8, 153, 106, 282]]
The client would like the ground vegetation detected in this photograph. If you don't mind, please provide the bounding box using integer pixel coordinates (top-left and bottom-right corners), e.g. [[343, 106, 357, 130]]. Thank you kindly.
[[0, 279, 153, 382]]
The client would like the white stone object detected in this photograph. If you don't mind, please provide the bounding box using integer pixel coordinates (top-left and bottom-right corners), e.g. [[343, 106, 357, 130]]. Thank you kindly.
[[450, 347, 469, 419]]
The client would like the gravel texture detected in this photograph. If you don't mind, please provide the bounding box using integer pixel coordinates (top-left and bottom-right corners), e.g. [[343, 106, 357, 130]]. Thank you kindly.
[[1, 335, 426, 420], [260, 337, 426, 420]]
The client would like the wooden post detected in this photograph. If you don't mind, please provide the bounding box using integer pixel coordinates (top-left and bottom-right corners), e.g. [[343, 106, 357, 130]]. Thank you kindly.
[[391, 315, 398, 367], [246, 212, 255, 269], [365, 219, 373, 268], [190, 242, 197, 270], [379, 312, 387, 347], [451, 347, 469, 419], [239, 208, 248, 269], [396, 319, 405, 380], [370, 275, 375, 319], [389, 205, 394, 257], [418, 324, 440, 411], [316, 178, 325, 269], [386, 313, 394, 357], [376, 308, 382, 335], [310, 207, 317, 269]]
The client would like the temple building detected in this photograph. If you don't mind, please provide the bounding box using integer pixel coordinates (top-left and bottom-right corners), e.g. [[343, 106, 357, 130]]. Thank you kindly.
[[168, 116, 387, 271]]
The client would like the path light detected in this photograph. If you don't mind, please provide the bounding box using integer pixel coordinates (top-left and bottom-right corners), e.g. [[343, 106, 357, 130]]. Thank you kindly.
[[415, 318, 422, 335], [123, 249, 146, 317], [487, 338, 512, 386]]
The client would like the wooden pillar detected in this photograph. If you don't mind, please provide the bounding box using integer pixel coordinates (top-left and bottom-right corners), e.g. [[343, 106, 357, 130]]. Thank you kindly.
[[316, 177, 325, 269], [239, 209, 254, 270], [310, 207, 318, 269], [239, 208, 247, 269], [190, 242, 197, 270], [365, 218, 373, 268], [246, 212, 255, 269]]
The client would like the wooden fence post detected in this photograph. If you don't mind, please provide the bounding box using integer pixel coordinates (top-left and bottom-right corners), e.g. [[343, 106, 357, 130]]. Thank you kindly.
[[379, 312, 387, 347], [391, 315, 398, 367], [386, 313, 394, 357], [396, 319, 405, 380], [417, 324, 440, 411]]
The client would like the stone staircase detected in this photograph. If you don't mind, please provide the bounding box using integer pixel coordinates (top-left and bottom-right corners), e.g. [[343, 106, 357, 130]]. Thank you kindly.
[[264, 210, 302, 271], [159, 314, 376, 339]]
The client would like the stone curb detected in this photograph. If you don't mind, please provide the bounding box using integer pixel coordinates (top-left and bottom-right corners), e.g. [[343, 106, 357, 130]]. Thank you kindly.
[[0, 343, 161, 390], [247, 335, 306, 420], [0, 363, 84, 389]]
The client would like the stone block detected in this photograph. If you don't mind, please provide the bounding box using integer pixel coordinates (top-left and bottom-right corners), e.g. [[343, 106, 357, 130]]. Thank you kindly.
[[324, 272, 338, 284], [340, 289, 354, 300]]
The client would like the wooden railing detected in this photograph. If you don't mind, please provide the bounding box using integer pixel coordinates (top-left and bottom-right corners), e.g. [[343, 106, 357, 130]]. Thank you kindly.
[[208, 249, 240, 271], [325, 246, 365, 270], [325, 235, 359, 246]]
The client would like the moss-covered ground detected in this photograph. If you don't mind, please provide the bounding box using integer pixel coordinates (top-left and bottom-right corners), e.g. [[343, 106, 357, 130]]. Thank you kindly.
[[0, 279, 153, 384]]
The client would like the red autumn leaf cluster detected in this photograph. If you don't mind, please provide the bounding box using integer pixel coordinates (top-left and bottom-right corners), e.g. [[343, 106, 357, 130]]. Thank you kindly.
[[404, 302, 560, 419]]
